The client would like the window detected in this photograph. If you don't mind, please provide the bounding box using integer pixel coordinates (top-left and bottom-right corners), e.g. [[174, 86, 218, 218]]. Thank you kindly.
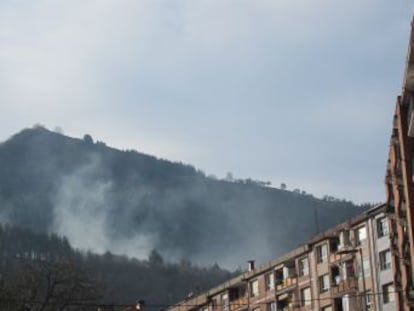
[[229, 286, 245, 301], [340, 230, 351, 248], [282, 265, 295, 279], [330, 237, 340, 252], [265, 272, 275, 291], [267, 302, 277, 311], [319, 274, 330, 293], [221, 294, 229, 311], [316, 244, 328, 263], [383, 283, 395, 304], [377, 217, 389, 237], [299, 257, 309, 276], [331, 265, 340, 285], [365, 291, 373, 309], [301, 287, 312, 306], [343, 260, 355, 279], [275, 268, 283, 284], [356, 226, 367, 245], [379, 249, 392, 271], [341, 294, 357, 311], [211, 298, 218, 309], [250, 280, 259, 297], [358, 257, 371, 277]]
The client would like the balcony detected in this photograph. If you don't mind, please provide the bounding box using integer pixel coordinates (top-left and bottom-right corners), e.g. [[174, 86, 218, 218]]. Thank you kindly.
[[331, 277, 358, 296], [229, 296, 247, 311], [276, 277, 297, 291], [330, 245, 353, 262], [276, 293, 298, 311], [277, 306, 300, 311], [229, 286, 246, 311]]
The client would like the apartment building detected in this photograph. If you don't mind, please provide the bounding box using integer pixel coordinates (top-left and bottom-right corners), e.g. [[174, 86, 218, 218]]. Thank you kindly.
[[384, 15, 414, 311], [168, 204, 394, 311]]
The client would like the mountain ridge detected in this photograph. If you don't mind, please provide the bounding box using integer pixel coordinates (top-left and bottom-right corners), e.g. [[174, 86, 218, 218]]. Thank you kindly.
[[0, 126, 369, 268]]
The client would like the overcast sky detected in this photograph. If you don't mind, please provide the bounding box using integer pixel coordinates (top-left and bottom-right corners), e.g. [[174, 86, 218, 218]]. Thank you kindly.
[[1, 1, 413, 204]]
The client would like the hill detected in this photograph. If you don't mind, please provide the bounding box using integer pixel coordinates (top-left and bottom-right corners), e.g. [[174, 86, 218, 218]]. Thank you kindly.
[[0, 126, 368, 268]]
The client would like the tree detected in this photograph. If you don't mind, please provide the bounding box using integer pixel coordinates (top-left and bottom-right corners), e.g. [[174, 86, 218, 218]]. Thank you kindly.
[[148, 249, 164, 266], [225, 172, 233, 181], [5, 260, 101, 311], [83, 134, 93, 144]]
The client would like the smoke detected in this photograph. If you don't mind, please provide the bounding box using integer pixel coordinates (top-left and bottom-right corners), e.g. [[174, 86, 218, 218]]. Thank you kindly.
[[0, 128, 361, 270], [50, 153, 274, 268], [52, 154, 156, 259], [49, 150, 360, 269]]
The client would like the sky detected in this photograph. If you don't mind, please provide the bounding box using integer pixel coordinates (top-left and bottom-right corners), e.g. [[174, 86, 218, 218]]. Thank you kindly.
[[1, 1, 413, 204]]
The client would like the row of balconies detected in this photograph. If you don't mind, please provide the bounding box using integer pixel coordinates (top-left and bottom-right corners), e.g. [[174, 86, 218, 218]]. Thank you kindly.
[[225, 286, 297, 311], [213, 263, 362, 311], [225, 278, 357, 311], [215, 225, 374, 311]]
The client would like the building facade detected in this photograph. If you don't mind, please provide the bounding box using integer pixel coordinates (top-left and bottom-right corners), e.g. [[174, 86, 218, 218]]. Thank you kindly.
[[385, 16, 414, 311], [168, 205, 394, 311]]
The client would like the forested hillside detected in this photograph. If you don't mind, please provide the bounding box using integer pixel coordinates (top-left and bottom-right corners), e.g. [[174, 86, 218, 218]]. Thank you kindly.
[[0, 223, 233, 310], [0, 126, 369, 268]]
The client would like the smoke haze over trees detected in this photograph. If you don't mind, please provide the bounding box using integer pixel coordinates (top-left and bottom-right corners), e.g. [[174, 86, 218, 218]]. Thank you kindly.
[[0, 126, 369, 268], [0, 223, 232, 308]]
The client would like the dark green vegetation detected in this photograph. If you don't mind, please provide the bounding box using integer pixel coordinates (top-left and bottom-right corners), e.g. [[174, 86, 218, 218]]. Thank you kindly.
[[0, 126, 372, 307], [0, 223, 233, 310], [0, 126, 369, 268]]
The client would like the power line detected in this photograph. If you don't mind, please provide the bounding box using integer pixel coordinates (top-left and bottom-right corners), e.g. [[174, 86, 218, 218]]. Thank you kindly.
[[168, 289, 403, 308], [0, 288, 403, 309]]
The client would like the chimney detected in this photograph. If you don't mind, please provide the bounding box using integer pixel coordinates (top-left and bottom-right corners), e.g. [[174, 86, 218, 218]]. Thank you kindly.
[[247, 260, 255, 272]]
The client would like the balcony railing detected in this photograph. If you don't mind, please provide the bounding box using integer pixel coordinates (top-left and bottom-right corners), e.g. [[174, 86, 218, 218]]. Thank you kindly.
[[331, 277, 358, 296], [276, 278, 297, 291], [278, 306, 300, 311], [229, 296, 247, 311]]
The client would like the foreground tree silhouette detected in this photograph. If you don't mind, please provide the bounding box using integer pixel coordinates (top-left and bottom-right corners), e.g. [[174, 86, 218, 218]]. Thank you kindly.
[[1, 260, 101, 311]]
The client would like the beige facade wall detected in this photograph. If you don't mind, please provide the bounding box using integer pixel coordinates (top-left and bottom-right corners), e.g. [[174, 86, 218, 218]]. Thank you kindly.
[[168, 206, 393, 311]]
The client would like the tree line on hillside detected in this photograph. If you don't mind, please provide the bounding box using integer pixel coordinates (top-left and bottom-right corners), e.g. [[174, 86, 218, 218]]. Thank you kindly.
[[0, 223, 234, 310]]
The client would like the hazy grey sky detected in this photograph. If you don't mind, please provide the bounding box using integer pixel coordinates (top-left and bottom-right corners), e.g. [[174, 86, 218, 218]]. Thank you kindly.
[[1, 1, 413, 203]]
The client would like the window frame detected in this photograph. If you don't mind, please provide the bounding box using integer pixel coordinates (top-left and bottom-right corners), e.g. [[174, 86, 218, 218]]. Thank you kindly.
[[377, 217, 389, 238], [250, 279, 259, 297], [383, 283, 395, 304], [316, 244, 328, 263], [355, 226, 367, 246], [265, 272, 275, 291], [221, 293, 229, 311], [319, 274, 330, 293], [379, 249, 392, 271], [365, 291, 373, 309], [267, 301, 277, 311], [301, 287, 312, 306], [298, 257, 309, 276]]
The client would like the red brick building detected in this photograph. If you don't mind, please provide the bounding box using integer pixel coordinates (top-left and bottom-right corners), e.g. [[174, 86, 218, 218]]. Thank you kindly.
[[385, 16, 414, 311], [168, 205, 394, 311]]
